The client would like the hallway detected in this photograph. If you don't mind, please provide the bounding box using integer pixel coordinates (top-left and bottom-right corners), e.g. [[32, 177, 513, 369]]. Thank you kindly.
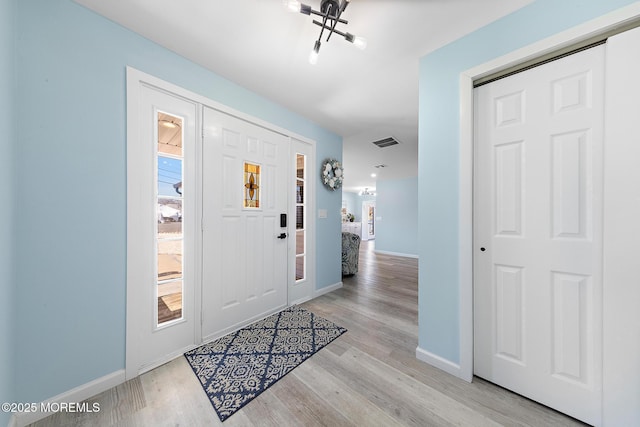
[[32, 242, 583, 426]]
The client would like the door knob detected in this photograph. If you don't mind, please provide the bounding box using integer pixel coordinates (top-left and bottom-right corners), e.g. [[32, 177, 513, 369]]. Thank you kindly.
[[277, 233, 287, 239]]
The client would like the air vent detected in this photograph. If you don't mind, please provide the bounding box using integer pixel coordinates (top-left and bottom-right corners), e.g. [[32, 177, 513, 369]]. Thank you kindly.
[[371, 137, 400, 148]]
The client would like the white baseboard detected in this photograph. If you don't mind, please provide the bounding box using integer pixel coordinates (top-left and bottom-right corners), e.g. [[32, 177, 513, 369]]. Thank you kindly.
[[374, 249, 419, 259], [416, 346, 468, 381], [314, 281, 343, 297], [12, 369, 126, 427]]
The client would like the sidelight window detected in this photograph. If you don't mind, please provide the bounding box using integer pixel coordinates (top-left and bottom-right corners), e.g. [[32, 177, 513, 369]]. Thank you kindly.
[[295, 153, 306, 281], [156, 112, 184, 326]]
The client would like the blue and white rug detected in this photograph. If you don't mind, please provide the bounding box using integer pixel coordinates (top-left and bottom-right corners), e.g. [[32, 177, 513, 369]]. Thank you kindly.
[[184, 305, 347, 421]]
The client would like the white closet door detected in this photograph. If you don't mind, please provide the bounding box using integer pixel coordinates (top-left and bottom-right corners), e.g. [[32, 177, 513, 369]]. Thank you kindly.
[[201, 106, 289, 340], [474, 45, 604, 425]]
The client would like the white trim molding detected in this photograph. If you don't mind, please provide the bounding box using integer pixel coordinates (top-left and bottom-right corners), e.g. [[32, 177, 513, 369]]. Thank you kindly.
[[416, 346, 462, 379], [11, 370, 125, 427], [374, 249, 418, 259], [314, 281, 343, 298]]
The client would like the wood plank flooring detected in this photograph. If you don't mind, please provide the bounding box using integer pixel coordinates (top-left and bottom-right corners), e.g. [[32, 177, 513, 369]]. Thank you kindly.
[[31, 241, 586, 426]]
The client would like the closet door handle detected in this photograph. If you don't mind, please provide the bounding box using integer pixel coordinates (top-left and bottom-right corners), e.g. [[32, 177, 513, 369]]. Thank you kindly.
[[277, 233, 288, 239]]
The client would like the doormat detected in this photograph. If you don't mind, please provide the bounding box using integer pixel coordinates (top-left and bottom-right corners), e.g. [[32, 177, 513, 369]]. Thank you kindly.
[[184, 305, 347, 421]]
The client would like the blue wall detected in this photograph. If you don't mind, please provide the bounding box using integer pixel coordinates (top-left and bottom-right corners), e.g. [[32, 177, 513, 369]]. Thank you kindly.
[[315, 159, 343, 291], [376, 177, 418, 257], [0, 0, 15, 424], [418, 0, 638, 363], [12, 0, 341, 405]]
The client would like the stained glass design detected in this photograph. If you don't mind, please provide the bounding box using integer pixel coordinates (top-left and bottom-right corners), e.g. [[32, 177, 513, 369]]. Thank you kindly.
[[244, 162, 261, 208]]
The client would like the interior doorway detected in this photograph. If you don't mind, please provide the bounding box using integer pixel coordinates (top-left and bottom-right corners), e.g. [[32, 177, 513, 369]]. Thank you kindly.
[[362, 201, 376, 241]]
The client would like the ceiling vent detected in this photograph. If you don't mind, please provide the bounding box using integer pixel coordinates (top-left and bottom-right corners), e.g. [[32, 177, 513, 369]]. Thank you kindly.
[[371, 136, 400, 148]]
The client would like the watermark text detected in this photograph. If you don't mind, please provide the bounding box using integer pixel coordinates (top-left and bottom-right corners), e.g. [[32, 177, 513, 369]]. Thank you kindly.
[[2, 402, 100, 413]]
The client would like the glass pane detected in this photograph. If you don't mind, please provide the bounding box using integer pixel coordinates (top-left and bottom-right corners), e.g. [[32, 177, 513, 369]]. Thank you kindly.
[[158, 156, 183, 198], [158, 198, 182, 233], [158, 280, 183, 324], [158, 239, 182, 281], [296, 230, 305, 255], [158, 112, 183, 156], [296, 206, 304, 229], [296, 256, 305, 281], [296, 154, 304, 179], [157, 111, 184, 327], [296, 180, 304, 204]]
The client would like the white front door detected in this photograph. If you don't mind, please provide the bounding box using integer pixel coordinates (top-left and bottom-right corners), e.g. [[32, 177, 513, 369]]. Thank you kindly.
[[474, 45, 604, 425], [126, 79, 198, 377], [201, 106, 290, 340]]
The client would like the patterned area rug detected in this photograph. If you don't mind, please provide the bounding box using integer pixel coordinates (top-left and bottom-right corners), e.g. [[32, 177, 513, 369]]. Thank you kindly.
[[184, 305, 347, 421]]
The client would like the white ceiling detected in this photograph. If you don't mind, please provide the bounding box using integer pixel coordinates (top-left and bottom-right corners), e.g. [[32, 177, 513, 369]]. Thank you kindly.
[[74, 0, 532, 192]]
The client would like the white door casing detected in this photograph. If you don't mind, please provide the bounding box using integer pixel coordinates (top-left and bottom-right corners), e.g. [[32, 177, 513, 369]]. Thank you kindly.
[[473, 45, 604, 425], [362, 201, 375, 241], [601, 26, 640, 427], [288, 138, 316, 305], [126, 80, 199, 378], [127, 68, 317, 380], [201, 106, 290, 341]]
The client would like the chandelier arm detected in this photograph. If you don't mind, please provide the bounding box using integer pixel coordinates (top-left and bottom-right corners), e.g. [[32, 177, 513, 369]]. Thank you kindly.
[[326, 0, 348, 42], [312, 20, 348, 39], [315, 3, 333, 45], [308, 9, 348, 24]]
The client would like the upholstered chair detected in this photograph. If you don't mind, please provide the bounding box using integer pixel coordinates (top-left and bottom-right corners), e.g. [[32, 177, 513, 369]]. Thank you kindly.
[[341, 232, 361, 275]]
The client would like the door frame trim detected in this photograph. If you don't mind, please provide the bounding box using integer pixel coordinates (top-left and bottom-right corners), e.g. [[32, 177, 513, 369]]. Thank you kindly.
[[288, 137, 317, 306], [125, 67, 317, 379], [459, 2, 640, 385]]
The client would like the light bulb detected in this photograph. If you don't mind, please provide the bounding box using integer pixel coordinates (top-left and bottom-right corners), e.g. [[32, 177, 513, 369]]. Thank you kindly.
[[309, 40, 321, 65], [309, 50, 319, 65], [160, 120, 178, 129], [353, 36, 367, 50], [286, 0, 301, 12]]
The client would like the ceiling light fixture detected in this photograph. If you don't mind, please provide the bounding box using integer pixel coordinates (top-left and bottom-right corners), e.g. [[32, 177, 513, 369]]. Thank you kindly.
[[159, 119, 181, 129], [359, 187, 376, 196], [286, 0, 367, 64]]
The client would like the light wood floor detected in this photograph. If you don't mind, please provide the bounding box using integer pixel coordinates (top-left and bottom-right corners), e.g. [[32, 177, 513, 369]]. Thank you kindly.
[[32, 241, 585, 426]]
